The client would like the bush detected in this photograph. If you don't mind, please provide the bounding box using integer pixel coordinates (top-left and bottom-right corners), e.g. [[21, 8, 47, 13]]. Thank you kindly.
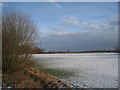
[[2, 10, 38, 74]]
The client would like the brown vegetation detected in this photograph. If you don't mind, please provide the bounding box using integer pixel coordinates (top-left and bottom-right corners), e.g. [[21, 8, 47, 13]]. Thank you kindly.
[[3, 67, 72, 88], [2, 10, 37, 74], [31, 47, 45, 54]]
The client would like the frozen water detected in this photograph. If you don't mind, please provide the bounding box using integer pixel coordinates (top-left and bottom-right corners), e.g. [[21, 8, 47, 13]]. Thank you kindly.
[[32, 53, 118, 88]]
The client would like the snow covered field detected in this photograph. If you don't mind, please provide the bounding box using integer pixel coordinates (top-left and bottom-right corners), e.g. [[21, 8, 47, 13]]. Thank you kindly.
[[32, 53, 118, 88]]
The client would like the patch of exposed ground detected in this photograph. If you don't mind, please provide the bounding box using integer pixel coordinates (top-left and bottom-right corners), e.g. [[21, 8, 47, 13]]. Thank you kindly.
[[2, 67, 73, 88]]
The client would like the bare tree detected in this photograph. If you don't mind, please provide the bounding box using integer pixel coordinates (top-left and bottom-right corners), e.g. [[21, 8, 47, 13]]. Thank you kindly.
[[2, 10, 38, 74]]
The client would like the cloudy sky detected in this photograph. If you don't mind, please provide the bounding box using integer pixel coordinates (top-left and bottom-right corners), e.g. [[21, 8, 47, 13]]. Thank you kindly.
[[3, 2, 118, 52]]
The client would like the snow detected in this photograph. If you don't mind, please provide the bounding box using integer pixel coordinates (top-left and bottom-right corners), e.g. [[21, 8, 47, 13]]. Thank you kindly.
[[32, 53, 118, 88]]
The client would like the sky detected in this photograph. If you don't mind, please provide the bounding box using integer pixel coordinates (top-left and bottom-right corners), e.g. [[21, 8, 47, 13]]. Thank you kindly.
[[2, 2, 118, 52]]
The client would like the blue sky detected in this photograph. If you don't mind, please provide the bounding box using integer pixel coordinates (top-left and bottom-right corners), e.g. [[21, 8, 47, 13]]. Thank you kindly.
[[3, 2, 118, 51]]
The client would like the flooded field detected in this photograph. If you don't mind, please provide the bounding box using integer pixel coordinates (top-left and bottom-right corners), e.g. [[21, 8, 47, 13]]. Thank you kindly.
[[32, 53, 118, 88]]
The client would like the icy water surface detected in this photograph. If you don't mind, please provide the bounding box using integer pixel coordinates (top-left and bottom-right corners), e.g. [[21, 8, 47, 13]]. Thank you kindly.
[[32, 53, 118, 88]]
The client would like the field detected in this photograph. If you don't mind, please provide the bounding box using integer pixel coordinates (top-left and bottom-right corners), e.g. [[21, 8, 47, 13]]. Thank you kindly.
[[32, 53, 118, 88]]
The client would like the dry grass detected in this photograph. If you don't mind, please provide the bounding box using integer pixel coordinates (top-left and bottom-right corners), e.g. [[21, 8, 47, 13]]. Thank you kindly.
[[2, 59, 38, 88], [3, 67, 72, 88]]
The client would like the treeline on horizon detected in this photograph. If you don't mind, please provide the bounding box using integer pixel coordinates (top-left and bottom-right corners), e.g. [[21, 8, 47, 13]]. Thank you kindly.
[[32, 47, 120, 54], [43, 50, 120, 54]]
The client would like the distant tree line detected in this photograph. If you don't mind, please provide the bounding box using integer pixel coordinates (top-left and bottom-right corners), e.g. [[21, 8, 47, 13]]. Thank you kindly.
[[31, 47, 45, 54], [43, 49, 120, 54], [31, 46, 120, 54]]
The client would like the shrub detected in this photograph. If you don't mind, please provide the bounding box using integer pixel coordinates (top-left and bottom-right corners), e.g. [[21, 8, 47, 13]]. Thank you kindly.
[[2, 10, 38, 74]]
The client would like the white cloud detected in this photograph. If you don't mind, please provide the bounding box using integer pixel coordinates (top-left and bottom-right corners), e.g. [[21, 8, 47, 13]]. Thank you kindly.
[[48, 23, 117, 37], [83, 15, 118, 31], [42, 27, 118, 51], [50, 0, 61, 8], [43, 15, 118, 39], [63, 16, 87, 26], [50, 26, 66, 31], [88, 24, 101, 30], [40, 14, 118, 51], [51, 31, 76, 36], [65, 16, 77, 19], [51, 0, 56, 2], [56, 4, 61, 8]]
